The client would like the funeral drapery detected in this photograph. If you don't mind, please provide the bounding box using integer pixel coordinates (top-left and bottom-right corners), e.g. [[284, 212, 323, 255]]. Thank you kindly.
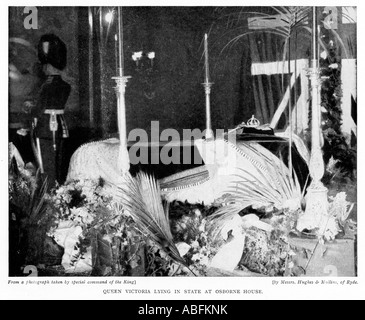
[[231, 6, 356, 138]]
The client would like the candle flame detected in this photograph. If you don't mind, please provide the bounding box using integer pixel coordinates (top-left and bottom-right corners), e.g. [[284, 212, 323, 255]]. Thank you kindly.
[[105, 11, 113, 24]]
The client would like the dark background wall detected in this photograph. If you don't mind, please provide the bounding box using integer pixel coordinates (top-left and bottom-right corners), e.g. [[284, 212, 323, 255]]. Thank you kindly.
[[9, 6, 257, 142], [10, 6, 356, 143], [82, 6, 247, 137]]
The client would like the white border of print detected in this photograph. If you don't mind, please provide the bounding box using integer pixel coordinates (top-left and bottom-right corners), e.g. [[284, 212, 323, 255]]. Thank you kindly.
[[1, 0, 364, 301]]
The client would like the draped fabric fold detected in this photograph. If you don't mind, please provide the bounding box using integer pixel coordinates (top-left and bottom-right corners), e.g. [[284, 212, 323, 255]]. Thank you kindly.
[[240, 31, 310, 131]]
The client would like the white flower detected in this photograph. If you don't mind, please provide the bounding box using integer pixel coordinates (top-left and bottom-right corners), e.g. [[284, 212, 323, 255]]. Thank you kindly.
[[62, 193, 72, 203], [200, 232, 208, 241], [199, 218, 207, 230], [319, 216, 340, 241], [326, 156, 339, 174], [280, 252, 287, 260], [66, 184, 75, 192], [169, 263, 182, 276], [193, 209, 201, 217], [83, 214, 95, 225], [176, 242, 191, 257], [200, 255, 209, 266], [75, 181, 83, 189], [191, 240, 200, 249], [56, 187, 65, 195], [132, 51, 143, 61], [288, 250, 297, 257], [191, 253, 201, 262], [70, 207, 94, 226], [159, 249, 168, 260], [147, 52, 155, 60], [329, 192, 354, 225], [283, 198, 300, 211]]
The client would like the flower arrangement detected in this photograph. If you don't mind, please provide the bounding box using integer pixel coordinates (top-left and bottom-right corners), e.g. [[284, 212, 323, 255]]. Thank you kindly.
[[50, 178, 118, 228], [48, 178, 130, 275], [170, 211, 222, 276], [9, 157, 58, 272], [9, 158, 356, 277], [239, 226, 300, 276], [51, 172, 354, 277]]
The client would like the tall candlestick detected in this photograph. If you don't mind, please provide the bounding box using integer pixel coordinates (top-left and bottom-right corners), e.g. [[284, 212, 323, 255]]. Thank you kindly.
[[113, 6, 131, 174], [202, 33, 213, 140], [204, 33, 210, 83], [296, 6, 328, 234], [117, 7, 124, 76], [88, 7, 94, 128]]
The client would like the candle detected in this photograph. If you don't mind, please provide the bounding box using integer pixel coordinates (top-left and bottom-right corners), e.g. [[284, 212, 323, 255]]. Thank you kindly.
[[204, 33, 209, 83], [117, 7, 124, 76], [115, 34, 118, 75], [312, 7, 317, 64], [203, 33, 213, 140]]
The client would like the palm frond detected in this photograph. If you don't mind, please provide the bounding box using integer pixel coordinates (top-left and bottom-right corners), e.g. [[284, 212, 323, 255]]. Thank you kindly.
[[328, 27, 350, 59], [207, 203, 250, 240], [219, 30, 287, 55], [228, 179, 279, 203], [215, 5, 350, 60], [341, 11, 356, 24], [208, 142, 302, 238], [270, 6, 289, 16], [114, 172, 187, 267], [295, 14, 309, 27]]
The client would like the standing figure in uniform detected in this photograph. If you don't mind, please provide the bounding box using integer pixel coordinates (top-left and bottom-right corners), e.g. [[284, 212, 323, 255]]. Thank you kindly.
[[9, 38, 42, 168], [32, 34, 71, 186]]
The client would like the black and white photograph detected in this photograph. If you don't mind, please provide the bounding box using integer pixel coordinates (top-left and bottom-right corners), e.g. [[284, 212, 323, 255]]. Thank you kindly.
[[2, 1, 364, 300]]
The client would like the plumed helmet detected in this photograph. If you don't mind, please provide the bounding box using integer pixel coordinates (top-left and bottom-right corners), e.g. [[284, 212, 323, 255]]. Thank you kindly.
[[38, 34, 67, 70]]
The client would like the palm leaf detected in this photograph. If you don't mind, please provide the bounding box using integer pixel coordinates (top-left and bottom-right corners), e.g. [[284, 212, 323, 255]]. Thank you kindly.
[[207, 203, 251, 240], [208, 142, 302, 238], [328, 26, 350, 59], [219, 30, 287, 54], [215, 6, 349, 60], [272, 6, 291, 16], [237, 143, 283, 190], [228, 179, 280, 203], [251, 142, 301, 199], [231, 170, 280, 201], [114, 172, 187, 267]]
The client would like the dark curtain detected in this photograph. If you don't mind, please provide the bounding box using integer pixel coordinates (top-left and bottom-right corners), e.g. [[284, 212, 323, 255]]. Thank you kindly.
[[249, 32, 287, 126], [238, 31, 310, 130]]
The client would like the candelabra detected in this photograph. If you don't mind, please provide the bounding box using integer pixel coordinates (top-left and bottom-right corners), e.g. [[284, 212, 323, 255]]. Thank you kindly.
[[297, 7, 329, 233], [112, 7, 131, 174]]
